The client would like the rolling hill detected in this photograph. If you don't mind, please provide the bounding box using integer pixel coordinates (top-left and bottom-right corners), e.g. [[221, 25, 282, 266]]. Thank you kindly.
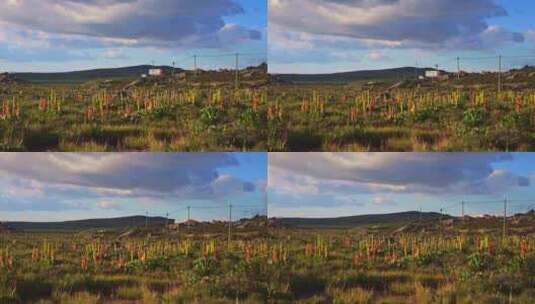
[[275, 211, 446, 229], [13, 65, 183, 84], [5, 216, 174, 231], [11, 63, 268, 84], [272, 67, 431, 84]]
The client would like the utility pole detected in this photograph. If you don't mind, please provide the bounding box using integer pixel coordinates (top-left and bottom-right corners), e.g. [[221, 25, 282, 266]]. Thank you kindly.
[[193, 55, 198, 76], [265, 180, 269, 228], [498, 55, 502, 95], [456, 57, 460, 80], [461, 201, 465, 218], [235, 53, 240, 91], [440, 208, 444, 223], [503, 197, 507, 239], [186, 206, 191, 231], [166, 212, 169, 227], [228, 203, 233, 248], [172, 61, 175, 78], [187, 206, 191, 222]]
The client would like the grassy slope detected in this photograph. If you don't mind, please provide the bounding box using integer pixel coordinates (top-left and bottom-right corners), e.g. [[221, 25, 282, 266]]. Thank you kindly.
[[277, 211, 445, 229], [6, 216, 173, 231], [273, 67, 430, 84], [0, 65, 269, 152], [13, 65, 183, 84], [267, 212, 535, 303], [268, 68, 535, 152]]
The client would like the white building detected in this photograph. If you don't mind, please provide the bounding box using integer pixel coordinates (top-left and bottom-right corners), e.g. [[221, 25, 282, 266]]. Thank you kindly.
[[425, 70, 440, 78], [148, 69, 163, 77]]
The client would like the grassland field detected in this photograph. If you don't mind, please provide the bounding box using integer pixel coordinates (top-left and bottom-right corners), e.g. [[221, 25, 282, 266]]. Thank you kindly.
[[268, 69, 535, 151], [265, 213, 535, 303], [0, 221, 272, 304], [1, 213, 534, 303], [0, 68, 268, 152], [3, 66, 535, 152]]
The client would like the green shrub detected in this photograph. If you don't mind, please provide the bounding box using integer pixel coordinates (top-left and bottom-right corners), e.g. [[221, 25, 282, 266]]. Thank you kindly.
[[467, 253, 495, 273]]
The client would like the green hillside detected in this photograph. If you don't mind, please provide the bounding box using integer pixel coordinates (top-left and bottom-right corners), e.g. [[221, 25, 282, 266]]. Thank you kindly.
[[272, 67, 431, 84], [5, 216, 173, 231], [13, 65, 183, 84], [277, 211, 446, 229]]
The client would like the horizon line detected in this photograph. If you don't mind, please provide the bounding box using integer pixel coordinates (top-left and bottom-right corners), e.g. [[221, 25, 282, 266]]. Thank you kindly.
[[4, 209, 534, 223]]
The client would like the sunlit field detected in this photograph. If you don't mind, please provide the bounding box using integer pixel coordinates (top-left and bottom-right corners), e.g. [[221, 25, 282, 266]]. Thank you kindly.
[[0, 218, 277, 303], [264, 212, 535, 303], [268, 69, 535, 151], [0, 68, 268, 152]]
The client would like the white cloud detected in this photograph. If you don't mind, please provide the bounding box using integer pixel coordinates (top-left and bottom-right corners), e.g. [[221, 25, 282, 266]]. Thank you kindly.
[[269, 153, 529, 197], [4, 179, 44, 199], [0, 153, 262, 212], [0, 0, 263, 66], [101, 49, 127, 59], [371, 196, 396, 205], [269, 0, 524, 52], [0, 153, 238, 194], [96, 200, 122, 210], [367, 50, 390, 61], [212, 174, 256, 196], [526, 29, 535, 41]]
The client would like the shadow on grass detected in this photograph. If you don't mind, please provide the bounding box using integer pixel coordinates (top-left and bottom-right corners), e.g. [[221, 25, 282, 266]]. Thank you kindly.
[[71, 125, 143, 149], [287, 129, 323, 151], [289, 272, 326, 300], [328, 127, 407, 151], [17, 276, 54, 303], [23, 129, 60, 151]]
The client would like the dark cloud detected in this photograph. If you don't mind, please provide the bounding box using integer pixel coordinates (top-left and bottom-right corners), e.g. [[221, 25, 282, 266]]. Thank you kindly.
[[269, 0, 523, 50], [269, 153, 529, 196], [0, 0, 262, 49], [518, 176, 531, 187], [0, 153, 269, 218], [319, 0, 399, 6], [243, 182, 256, 192], [0, 153, 259, 197]]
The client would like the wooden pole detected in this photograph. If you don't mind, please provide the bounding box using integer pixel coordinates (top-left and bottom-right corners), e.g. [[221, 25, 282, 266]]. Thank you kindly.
[[228, 203, 233, 248], [503, 198, 507, 239], [498, 55, 502, 95], [235, 53, 240, 90]]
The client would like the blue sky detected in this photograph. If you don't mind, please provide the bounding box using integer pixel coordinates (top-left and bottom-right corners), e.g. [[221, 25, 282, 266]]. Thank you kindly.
[[268, 153, 535, 218], [269, 0, 535, 74], [4, 152, 535, 221], [0, 0, 267, 72], [0, 153, 267, 222]]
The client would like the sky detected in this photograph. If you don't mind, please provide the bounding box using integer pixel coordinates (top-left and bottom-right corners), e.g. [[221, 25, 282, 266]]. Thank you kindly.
[[268, 153, 535, 218], [0, 153, 267, 222], [0, 0, 267, 72], [4, 152, 535, 222], [269, 0, 535, 74]]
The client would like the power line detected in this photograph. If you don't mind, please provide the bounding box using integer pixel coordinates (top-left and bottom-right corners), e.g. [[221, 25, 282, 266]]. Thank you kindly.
[[193, 52, 265, 58], [456, 56, 498, 61]]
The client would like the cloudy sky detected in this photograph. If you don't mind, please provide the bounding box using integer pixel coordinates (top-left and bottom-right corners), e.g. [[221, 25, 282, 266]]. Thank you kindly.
[[268, 153, 535, 218], [0, 0, 267, 72], [0, 153, 267, 222], [269, 0, 535, 74]]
